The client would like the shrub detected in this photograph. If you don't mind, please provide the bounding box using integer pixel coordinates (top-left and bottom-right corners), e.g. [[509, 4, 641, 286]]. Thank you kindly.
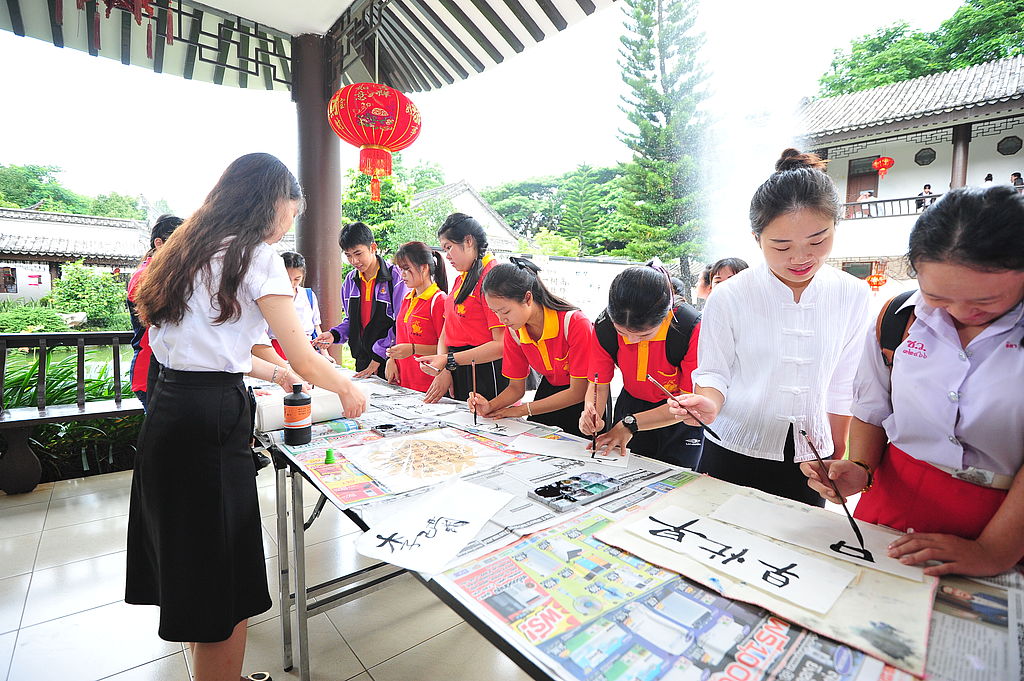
[[0, 306, 69, 333], [49, 261, 127, 327]]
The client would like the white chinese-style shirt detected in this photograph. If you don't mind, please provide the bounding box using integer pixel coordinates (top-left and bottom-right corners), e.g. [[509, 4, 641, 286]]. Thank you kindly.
[[693, 263, 870, 461], [852, 292, 1024, 477]]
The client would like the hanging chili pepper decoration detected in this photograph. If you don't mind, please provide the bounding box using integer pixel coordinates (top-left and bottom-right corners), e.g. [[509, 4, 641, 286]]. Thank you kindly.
[[165, 5, 173, 44], [146, 17, 153, 58]]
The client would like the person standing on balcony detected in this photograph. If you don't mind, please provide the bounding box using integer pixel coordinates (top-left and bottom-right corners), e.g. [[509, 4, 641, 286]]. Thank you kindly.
[[983, 173, 995, 185], [1011, 172, 1023, 194], [916, 184, 935, 210], [314, 222, 407, 378], [126, 214, 182, 412], [418, 214, 508, 402], [802, 186, 1024, 577], [126, 153, 366, 681], [670, 148, 870, 505]]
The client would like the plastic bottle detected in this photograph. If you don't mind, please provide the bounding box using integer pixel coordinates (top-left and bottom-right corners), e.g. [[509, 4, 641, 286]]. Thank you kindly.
[[283, 383, 312, 445], [324, 448, 336, 465]]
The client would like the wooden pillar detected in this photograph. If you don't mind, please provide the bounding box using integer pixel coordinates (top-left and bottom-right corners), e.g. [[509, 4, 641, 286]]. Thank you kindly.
[[292, 34, 342, 333], [950, 123, 971, 189]]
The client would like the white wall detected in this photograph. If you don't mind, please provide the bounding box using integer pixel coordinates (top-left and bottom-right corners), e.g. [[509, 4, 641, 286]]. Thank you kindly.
[[0, 261, 51, 302], [827, 118, 1024, 199]]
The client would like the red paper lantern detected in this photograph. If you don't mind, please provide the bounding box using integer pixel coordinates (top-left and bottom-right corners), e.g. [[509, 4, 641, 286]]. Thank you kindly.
[[327, 83, 422, 201], [866, 262, 888, 291], [872, 156, 895, 178]]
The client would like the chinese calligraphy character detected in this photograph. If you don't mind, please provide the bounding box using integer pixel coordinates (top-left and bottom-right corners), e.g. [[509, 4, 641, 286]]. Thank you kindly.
[[829, 540, 875, 563], [648, 516, 707, 543], [758, 561, 799, 588]]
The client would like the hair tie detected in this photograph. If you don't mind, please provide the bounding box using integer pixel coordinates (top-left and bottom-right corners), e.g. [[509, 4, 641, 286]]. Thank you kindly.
[[509, 256, 541, 274]]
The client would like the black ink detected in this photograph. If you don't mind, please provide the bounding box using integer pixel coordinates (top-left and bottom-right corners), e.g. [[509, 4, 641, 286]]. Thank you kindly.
[[830, 540, 875, 563], [758, 561, 800, 588], [648, 516, 707, 543]]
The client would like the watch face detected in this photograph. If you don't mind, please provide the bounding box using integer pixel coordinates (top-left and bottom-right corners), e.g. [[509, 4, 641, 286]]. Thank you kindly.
[[623, 415, 636, 425]]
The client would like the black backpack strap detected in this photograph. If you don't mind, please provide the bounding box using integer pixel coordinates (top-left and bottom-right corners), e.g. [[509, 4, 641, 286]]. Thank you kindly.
[[594, 310, 619, 364], [876, 290, 916, 369], [666, 303, 701, 367]]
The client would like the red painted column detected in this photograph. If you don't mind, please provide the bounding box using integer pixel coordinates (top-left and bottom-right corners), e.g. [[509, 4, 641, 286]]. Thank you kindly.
[[950, 123, 971, 189], [292, 34, 342, 335]]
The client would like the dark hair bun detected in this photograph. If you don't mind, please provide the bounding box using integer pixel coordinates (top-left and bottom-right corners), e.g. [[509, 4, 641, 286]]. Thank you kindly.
[[775, 148, 827, 172]]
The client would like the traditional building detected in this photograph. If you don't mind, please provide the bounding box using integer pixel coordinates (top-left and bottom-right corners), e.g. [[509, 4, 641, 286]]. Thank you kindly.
[[0, 208, 147, 300], [800, 55, 1024, 283]]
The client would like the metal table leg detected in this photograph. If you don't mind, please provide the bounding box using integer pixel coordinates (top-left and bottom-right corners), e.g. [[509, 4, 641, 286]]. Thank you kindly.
[[275, 464, 292, 671], [290, 469, 311, 681]]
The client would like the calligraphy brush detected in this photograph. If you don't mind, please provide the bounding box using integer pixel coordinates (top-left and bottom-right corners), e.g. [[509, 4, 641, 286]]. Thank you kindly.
[[799, 428, 867, 554], [591, 372, 599, 458], [471, 359, 478, 426], [645, 374, 721, 441]]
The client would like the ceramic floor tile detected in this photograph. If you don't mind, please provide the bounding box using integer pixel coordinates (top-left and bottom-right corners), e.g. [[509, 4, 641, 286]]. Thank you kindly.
[[240, 613, 365, 681], [258, 478, 324, 518], [0, 574, 30, 635], [52, 471, 134, 500], [43, 487, 132, 530], [8, 600, 178, 681], [345, 674, 372, 681], [368, 622, 532, 681], [35, 515, 128, 570], [263, 503, 361, 548], [286, 533, 379, 588], [257, 480, 283, 518], [0, 532, 40, 580], [0, 501, 48, 540], [97, 652, 189, 681], [0, 630, 16, 681], [0, 483, 53, 512], [251, 555, 283, 628], [21, 551, 127, 628], [255, 464, 278, 489], [325, 573, 463, 669]]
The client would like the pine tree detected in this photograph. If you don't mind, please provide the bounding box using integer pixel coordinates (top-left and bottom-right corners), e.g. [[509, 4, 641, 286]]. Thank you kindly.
[[559, 164, 606, 256], [613, 0, 706, 279]]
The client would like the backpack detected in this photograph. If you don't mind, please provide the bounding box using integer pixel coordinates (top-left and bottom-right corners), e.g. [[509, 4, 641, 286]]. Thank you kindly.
[[875, 290, 916, 369], [594, 304, 701, 368]]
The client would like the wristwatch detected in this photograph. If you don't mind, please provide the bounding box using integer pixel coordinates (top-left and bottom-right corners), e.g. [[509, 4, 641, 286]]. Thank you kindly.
[[445, 351, 458, 372], [621, 414, 639, 434]]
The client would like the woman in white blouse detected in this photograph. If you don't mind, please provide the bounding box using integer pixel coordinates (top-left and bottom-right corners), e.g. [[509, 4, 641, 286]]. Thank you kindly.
[[671, 149, 869, 505], [126, 154, 366, 680], [804, 186, 1024, 577]]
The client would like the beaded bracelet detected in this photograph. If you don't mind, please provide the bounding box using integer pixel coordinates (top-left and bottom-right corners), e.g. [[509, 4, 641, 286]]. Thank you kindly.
[[850, 460, 874, 492]]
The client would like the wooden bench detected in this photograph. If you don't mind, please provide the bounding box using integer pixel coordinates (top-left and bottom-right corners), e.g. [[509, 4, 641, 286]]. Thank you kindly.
[[0, 331, 143, 494]]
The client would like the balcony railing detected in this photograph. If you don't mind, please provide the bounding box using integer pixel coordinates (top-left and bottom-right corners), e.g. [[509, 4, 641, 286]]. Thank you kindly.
[[842, 193, 943, 220]]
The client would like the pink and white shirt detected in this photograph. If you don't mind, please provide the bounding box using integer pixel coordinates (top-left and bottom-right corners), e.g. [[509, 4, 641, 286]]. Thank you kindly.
[[852, 291, 1024, 477]]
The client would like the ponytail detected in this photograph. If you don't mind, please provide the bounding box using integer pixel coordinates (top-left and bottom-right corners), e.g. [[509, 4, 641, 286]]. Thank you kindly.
[[481, 258, 577, 312], [438, 213, 489, 304], [395, 241, 449, 293], [607, 265, 674, 331]]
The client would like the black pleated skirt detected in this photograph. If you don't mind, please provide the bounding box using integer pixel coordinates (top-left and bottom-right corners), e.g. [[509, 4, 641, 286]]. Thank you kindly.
[[449, 344, 508, 401], [528, 378, 586, 438], [613, 390, 705, 468], [125, 367, 271, 642]]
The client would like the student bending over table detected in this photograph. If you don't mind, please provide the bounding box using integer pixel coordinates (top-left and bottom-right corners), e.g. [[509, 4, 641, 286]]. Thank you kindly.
[[802, 185, 1024, 577], [385, 240, 448, 392], [671, 149, 870, 505], [469, 258, 594, 437], [580, 263, 705, 467], [419, 213, 507, 402], [126, 153, 367, 681]]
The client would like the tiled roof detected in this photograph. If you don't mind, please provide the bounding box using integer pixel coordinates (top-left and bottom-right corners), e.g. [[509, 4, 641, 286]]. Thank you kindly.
[[0, 209, 148, 263], [801, 56, 1024, 138]]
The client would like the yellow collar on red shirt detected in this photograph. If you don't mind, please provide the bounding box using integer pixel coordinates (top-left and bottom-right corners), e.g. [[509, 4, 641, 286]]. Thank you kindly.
[[517, 306, 559, 345], [620, 310, 673, 345], [406, 282, 440, 301], [453, 253, 495, 299]]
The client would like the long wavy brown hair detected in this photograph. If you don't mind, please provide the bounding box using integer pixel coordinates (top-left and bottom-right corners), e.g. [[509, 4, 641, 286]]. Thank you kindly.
[[135, 153, 303, 326]]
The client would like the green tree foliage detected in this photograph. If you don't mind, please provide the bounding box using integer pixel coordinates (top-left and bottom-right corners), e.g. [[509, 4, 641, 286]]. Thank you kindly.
[[0, 164, 150, 219], [386, 195, 456, 256], [612, 0, 707, 272], [48, 261, 128, 328], [819, 0, 1024, 96], [482, 166, 625, 255], [0, 306, 69, 333], [340, 169, 413, 250], [408, 161, 446, 193]]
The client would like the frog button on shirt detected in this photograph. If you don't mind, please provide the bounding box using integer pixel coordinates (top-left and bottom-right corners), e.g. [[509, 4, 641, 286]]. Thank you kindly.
[[502, 308, 593, 386], [444, 254, 502, 347], [590, 311, 699, 403]]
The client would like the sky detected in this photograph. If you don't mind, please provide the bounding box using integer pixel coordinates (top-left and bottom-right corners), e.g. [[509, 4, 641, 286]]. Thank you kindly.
[[0, 0, 964, 260]]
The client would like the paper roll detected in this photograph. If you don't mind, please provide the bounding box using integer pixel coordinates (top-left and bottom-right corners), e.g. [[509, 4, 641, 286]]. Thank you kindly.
[[255, 387, 349, 432]]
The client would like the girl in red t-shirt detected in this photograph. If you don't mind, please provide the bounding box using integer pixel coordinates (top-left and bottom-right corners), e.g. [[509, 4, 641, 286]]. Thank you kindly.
[[385, 241, 448, 392], [418, 213, 508, 402], [470, 258, 594, 437]]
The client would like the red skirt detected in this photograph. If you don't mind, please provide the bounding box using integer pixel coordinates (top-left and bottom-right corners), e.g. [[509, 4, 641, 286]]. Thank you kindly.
[[854, 443, 1007, 539]]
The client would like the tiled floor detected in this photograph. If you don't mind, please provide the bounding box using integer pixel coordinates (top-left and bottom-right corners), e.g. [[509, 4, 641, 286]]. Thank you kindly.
[[0, 467, 533, 681]]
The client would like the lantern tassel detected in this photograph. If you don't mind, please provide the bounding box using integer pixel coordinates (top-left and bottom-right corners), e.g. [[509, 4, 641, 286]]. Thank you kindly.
[[94, 10, 101, 50], [147, 20, 153, 58], [166, 7, 173, 44], [55, 0, 63, 25], [370, 177, 382, 202], [359, 146, 392, 177]]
